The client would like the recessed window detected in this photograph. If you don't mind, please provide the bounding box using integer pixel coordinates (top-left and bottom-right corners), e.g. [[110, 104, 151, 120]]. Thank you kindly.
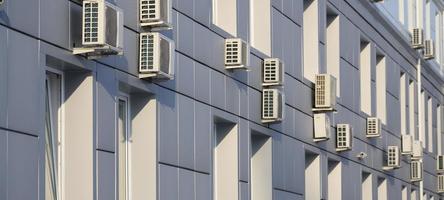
[[409, 80, 416, 138], [420, 91, 426, 148], [303, 0, 320, 82], [212, 0, 237, 36], [214, 121, 238, 200], [250, 131, 272, 200], [402, 185, 408, 200], [428, 97, 433, 152], [250, 0, 271, 55], [438, 105, 442, 154], [361, 171, 373, 200], [400, 73, 407, 135], [376, 54, 387, 124], [377, 177, 388, 200], [305, 151, 321, 199], [360, 39, 372, 115], [327, 159, 341, 200], [118, 98, 130, 200], [411, 188, 418, 200], [45, 71, 63, 200], [326, 6, 340, 97]]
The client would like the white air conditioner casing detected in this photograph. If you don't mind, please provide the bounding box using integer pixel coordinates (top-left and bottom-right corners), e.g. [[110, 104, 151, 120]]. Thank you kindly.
[[262, 58, 284, 86], [410, 160, 423, 182], [366, 117, 381, 138], [224, 38, 250, 70], [314, 74, 336, 111], [411, 28, 424, 49], [424, 39, 435, 60], [139, 32, 175, 79], [412, 140, 423, 160], [438, 175, 444, 193], [336, 124, 352, 152], [73, 0, 124, 58], [438, 155, 444, 173], [140, 0, 172, 29], [261, 89, 283, 123], [313, 113, 330, 142], [401, 135, 413, 155], [386, 146, 401, 168]]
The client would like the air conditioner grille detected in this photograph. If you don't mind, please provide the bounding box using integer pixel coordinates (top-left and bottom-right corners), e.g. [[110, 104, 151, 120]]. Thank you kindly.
[[225, 40, 240, 65], [264, 60, 277, 82], [84, 2, 100, 43], [263, 90, 274, 118], [336, 124, 351, 150], [141, 0, 158, 20], [438, 155, 444, 171], [366, 118, 379, 136], [315, 75, 326, 106], [387, 146, 399, 167], [140, 34, 155, 71], [438, 175, 444, 193], [411, 161, 422, 181]]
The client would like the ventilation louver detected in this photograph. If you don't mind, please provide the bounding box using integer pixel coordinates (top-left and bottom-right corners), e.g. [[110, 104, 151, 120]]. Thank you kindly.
[[140, 0, 172, 29], [336, 124, 352, 151], [73, 0, 124, 58], [411, 28, 424, 49], [224, 38, 250, 70], [366, 117, 381, 138], [314, 74, 336, 111], [139, 32, 175, 79], [261, 89, 284, 123], [313, 113, 331, 142], [424, 39, 435, 60], [262, 58, 284, 86], [438, 175, 444, 193], [410, 160, 423, 182]]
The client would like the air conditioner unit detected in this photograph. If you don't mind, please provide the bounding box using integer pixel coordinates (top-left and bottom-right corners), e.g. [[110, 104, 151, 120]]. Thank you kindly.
[[314, 74, 336, 111], [410, 160, 423, 182], [437, 155, 444, 173], [411, 28, 424, 49], [386, 146, 401, 169], [224, 38, 250, 70], [138, 32, 175, 79], [261, 89, 283, 123], [313, 113, 331, 142], [336, 124, 352, 152], [401, 135, 413, 155], [366, 117, 381, 138], [412, 140, 423, 160], [438, 175, 444, 193], [424, 39, 435, 60], [73, 0, 124, 58], [140, 0, 172, 29], [262, 58, 284, 87], [0, 0, 3, 5]]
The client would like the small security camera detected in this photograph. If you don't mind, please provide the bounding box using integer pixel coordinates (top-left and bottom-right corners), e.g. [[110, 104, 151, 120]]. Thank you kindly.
[[357, 152, 368, 160]]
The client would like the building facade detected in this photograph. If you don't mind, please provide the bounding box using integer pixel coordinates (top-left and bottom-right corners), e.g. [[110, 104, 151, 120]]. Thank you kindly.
[[1, 0, 444, 199]]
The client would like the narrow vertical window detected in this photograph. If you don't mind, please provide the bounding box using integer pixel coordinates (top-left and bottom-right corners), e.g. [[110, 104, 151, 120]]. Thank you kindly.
[[438, 105, 442, 154], [250, 131, 272, 200], [250, 0, 271, 55], [420, 90, 426, 148], [212, 0, 237, 36], [428, 97, 433, 152], [360, 39, 372, 115], [118, 98, 130, 200], [326, 7, 340, 97], [303, 0, 320, 82], [411, 188, 418, 200], [305, 151, 321, 200], [402, 185, 408, 200], [45, 72, 62, 200], [409, 80, 416, 138], [400, 73, 407, 135], [361, 172, 373, 200], [377, 177, 388, 200], [214, 122, 238, 200], [327, 159, 341, 200], [376, 54, 387, 124]]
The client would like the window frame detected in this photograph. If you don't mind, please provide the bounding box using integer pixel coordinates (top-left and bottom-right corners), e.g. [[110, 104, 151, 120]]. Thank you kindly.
[[117, 95, 131, 200]]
